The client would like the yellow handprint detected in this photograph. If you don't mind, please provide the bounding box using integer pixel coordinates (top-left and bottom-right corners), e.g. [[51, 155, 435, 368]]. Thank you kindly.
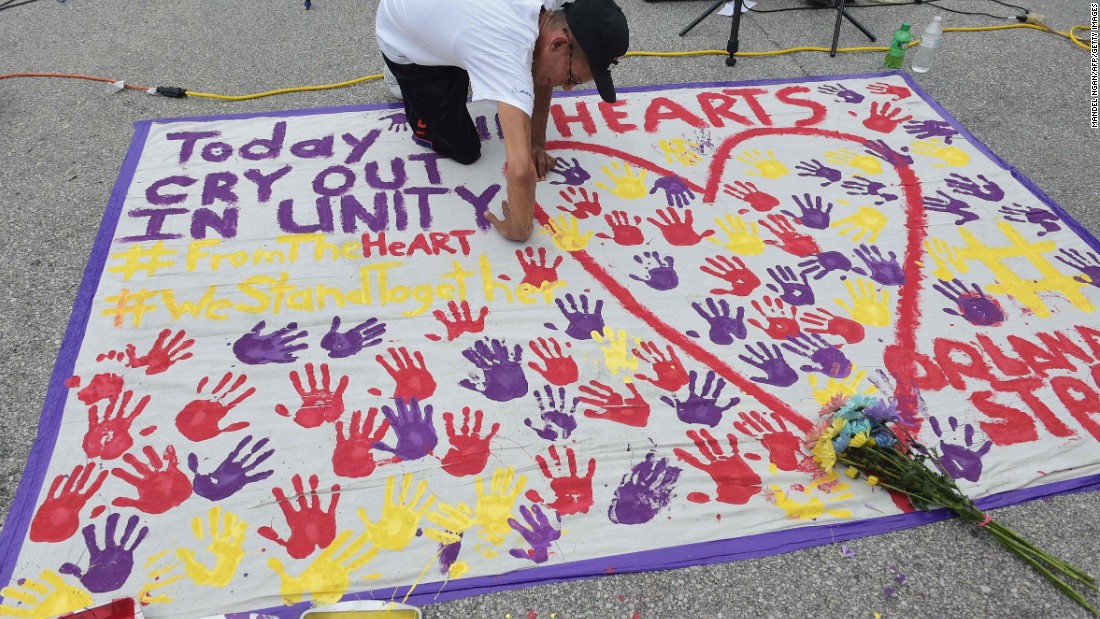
[[139, 550, 184, 605], [708, 215, 766, 255], [474, 466, 527, 546], [831, 206, 887, 243], [824, 148, 883, 175], [910, 138, 970, 168], [596, 161, 649, 199], [835, 278, 892, 327], [541, 214, 593, 252], [808, 369, 878, 405], [591, 326, 640, 377], [922, 237, 969, 280], [359, 473, 435, 551], [176, 506, 247, 587], [766, 471, 854, 520], [424, 501, 476, 546], [268, 530, 378, 607], [0, 570, 93, 619], [658, 139, 702, 166], [736, 149, 789, 178]]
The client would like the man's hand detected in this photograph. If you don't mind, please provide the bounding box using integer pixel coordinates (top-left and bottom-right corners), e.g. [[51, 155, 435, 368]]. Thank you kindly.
[[485, 200, 533, 242], [532, 146, 556, 182]]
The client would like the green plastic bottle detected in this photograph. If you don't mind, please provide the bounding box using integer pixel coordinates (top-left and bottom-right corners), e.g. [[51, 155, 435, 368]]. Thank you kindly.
[[884, 22, 912, 69]]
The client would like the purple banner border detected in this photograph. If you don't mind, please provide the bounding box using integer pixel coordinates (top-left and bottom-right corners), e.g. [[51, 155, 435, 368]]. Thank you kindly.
[[2, 70, 1098, 614]]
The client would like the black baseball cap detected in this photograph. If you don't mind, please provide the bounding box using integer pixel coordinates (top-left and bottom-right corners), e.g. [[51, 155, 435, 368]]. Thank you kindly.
[[563, 0, 629, 103]]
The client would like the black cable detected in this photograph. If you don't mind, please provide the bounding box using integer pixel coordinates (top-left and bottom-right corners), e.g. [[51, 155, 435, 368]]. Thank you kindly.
[[920, 0, 1014, 20], [747, 0, 1017, 20], [0, 0, 44, 11]]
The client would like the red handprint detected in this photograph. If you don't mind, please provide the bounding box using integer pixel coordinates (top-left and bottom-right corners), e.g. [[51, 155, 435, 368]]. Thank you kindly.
[[595, 210, 645, 246], [867, 81, 912, 101], [257, 474, 341, 559], [700, 255, 761, 296], [111, 445, 193, 514], [376, 346, 437, 401], [84, 390, 149, 460], [123, 329, 195, 375], [578, 380, 650, 428], [632, 341, 688, 392], [527, 337, 578, 386], [75, 372, 124, 406], [333, 408, 390, 478], [863, 101, 913, 133], [175, 372, 254, 442], [646, 207, 714, 246], [556, 186, 602, 219], [732, 410, 814, 472], [674, 429, 761, 505], [747, 296, 801, 340], [722, 181, 779, 212], [759, 214, 821, 257], [275, 363, 349, 428], [431, 300, 489, 341], [535, 445, 596, 516], [441, 407, 500, 477], [29, 463, 108, 542], [516, 247, 564, 289], [800, 308, 865, 345]]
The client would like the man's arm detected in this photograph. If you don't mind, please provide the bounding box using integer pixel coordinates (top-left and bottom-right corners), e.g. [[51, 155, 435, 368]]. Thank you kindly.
[[530, 83, 556, 180], [485, 101, 538, 242]]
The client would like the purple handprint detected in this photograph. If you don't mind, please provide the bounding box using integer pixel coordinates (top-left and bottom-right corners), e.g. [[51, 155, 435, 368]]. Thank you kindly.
[[794, 160, 842, 187], [508, 504, 561, 563], [799, 250, 859, 281], [1057, 248, 1100, 287], [608, 451, 681, 525], [630, 251, 678, 291], [782, 333, 852, 378], [691, 297, 747, 345], [739, 342, 798, 387], [904, 119, 958, 144], [554, 293, 605, 340], [659, 370, 739, 427], [781, 193, 833, 229], [548, 157, 591, 186], [841, 175, 898, 204], [766, 265, 815, 306], [58, 513, 148, 593], [923, 190, 978, 225], [188, 435, 275, 502], [853, 244, 906, 286], [946, 173, 1004, 202], [649, 175, 696, 208], [525, 385, 579, 441], [863, 139, 914, 166], [1000, 203, 1061, 236], [320, 316, 386, 359], [380, 111, 408, 132], [929, 416, 992, 482], [817, 83, 864, 104], [376, 398, 438, 461], [232, 321, 308, 364], [933, 279, 1006, 326], [459, 338, 529, 402]]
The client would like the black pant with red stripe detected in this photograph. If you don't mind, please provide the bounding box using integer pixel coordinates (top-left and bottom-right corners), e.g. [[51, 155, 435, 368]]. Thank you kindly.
[[382, 54, 482, 165]]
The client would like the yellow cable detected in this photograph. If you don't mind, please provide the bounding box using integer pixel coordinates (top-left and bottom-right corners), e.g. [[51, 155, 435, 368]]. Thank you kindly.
[[187, 74, 382, 101]]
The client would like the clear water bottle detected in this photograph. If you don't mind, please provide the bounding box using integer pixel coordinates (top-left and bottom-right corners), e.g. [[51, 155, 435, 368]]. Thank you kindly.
[[884, 22, 912, 69], [911, 16, 943, 73]]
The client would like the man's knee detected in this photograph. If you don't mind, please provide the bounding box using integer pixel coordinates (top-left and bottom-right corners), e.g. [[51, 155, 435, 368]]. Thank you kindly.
[[449, 146, 481, 165]]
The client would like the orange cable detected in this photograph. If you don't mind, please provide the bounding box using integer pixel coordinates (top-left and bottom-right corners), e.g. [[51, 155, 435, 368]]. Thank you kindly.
[[0, 72, 150, 90]]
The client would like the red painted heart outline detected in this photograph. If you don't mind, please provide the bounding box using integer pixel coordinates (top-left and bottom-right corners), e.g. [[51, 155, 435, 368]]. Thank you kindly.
[[539, 127, 927, 434]]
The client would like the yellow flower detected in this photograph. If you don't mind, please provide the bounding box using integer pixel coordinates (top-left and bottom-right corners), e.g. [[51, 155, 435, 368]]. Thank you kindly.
[[867, 475, 880, 486], [845, 467, 860, 479], [848, 431, 871, 449], [812, 434, 837, 472]]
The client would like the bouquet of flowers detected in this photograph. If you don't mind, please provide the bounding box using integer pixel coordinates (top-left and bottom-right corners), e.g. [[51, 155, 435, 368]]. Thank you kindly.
[[808, 393, 1099, 615]]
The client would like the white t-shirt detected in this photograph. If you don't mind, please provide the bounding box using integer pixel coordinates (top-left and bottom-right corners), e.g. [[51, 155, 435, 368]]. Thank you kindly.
[[376, 0, 564, 116]]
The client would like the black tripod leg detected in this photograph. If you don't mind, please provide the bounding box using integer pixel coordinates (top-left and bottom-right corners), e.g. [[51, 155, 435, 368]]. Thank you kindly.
[[841, 9, 877, 42], [830, 0, 845, 56], [679, 0, 727, 37], [725, 0, 745, 66]]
